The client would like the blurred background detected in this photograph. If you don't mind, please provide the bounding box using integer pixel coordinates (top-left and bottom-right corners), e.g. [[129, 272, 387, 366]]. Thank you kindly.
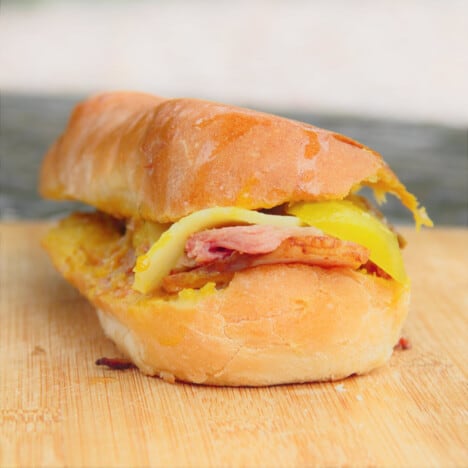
[[1, 0, 467, 224]]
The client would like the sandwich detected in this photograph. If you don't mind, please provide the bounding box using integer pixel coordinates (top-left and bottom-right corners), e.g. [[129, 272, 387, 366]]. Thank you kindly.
[[39, 91, 432, 386]]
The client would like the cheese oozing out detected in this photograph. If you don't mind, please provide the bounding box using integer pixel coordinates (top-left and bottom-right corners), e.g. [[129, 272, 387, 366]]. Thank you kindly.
[[132, 207, 302, 294], [287, 200, 408, 284], [132, 200, 409, 294]]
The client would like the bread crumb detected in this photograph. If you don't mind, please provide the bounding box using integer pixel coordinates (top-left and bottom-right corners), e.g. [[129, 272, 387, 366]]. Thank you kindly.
[[356, 394, 363, 401], [334, 383, 346, 393], [159, 371, 176, 384]]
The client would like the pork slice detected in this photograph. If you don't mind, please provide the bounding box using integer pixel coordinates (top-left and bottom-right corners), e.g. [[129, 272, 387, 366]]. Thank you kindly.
[[164, 233, 369, 293], [185, 224, 323, 264]]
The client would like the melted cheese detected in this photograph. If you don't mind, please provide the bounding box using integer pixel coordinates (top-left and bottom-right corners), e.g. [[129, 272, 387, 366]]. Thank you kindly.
[[287, 200, 408, 284], [364, 168, 433, 230], [133, 195, 417, 294], [132, 207, 302, 294]]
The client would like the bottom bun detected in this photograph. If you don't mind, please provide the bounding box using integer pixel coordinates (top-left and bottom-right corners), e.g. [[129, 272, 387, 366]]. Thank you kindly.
[[43, 213, 410, 386], [95, 266, 409, 386]]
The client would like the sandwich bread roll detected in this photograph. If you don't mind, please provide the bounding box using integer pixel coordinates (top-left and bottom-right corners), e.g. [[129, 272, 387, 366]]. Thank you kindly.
[[39, 91, 431, 386]]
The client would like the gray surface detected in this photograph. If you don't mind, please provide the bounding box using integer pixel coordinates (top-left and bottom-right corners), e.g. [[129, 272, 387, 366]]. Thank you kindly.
[[1, 93, 467, 225]]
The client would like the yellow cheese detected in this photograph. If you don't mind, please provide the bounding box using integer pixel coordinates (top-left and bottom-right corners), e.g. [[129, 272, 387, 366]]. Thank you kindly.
[[131, 220, 169, 256], [132, 207, 302, 294], [287, 200, 408, 284]]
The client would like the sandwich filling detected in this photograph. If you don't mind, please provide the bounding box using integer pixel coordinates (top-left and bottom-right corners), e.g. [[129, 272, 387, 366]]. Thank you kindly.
[[44, 197, 424, 298]]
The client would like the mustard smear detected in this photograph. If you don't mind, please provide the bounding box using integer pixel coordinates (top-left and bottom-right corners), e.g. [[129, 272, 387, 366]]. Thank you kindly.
[[287, 200, 409, 284], [178, 282, 217, 302]]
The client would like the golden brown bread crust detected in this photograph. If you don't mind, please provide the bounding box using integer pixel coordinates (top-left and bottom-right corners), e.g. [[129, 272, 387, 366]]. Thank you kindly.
[[95, 267, 409, 386], [42, 212, 409, 386], [38, 92, 421, 385], [40, 91, 401, 223]]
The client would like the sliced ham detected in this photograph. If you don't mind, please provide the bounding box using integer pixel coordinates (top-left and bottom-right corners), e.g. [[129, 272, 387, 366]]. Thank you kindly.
[[185, 225, 323, 263], [163, 226, 370, 293]]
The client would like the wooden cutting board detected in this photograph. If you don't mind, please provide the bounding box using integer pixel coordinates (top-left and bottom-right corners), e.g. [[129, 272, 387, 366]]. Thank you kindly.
[[1, 223, 467, 467]]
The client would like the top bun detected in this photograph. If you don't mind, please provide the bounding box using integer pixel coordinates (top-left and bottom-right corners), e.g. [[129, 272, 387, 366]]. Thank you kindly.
[[39, 91, 425, 224]]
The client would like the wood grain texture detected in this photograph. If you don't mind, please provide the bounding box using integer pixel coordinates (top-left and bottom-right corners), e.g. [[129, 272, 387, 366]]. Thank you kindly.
[[1, 223, 467, 467]]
